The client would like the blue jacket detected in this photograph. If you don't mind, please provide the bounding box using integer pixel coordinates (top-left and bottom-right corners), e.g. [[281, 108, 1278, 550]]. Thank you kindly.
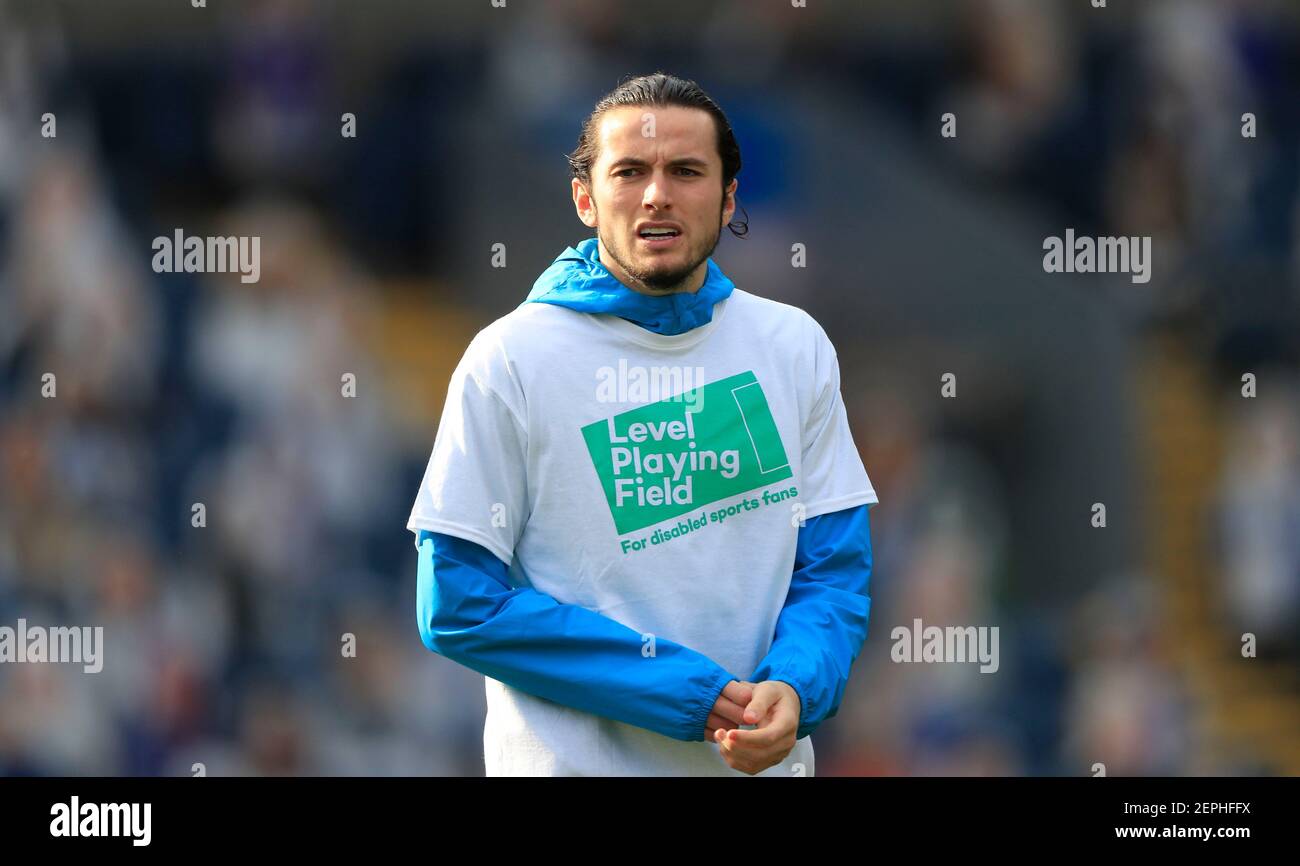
[[416, 238, 874, 742]]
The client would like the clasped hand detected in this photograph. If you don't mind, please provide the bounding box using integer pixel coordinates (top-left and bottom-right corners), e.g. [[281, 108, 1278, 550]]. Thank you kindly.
[[703, 679, 801, 775]]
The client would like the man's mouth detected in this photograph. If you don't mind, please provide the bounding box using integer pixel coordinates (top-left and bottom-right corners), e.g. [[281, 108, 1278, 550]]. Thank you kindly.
[[638, 226, 681, 247]]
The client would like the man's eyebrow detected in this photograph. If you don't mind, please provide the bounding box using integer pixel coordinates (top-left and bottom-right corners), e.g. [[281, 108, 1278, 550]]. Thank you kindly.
[[606, 156, 711, 170]]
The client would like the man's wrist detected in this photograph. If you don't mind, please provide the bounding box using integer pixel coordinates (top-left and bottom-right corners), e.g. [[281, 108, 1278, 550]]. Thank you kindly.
[[692, 666, 734, 741]]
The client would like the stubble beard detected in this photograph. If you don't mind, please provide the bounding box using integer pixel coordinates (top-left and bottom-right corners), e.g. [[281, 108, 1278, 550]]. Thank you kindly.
[[595, 203, 724, 295]]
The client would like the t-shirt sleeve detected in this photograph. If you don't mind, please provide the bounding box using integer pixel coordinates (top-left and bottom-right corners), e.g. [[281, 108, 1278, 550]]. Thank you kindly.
[[407, 330, 530, 566], [798, 316, 879, 520]]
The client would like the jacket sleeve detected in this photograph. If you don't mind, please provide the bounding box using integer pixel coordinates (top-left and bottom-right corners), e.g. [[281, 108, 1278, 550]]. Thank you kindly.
[[415, 528, 738, 742], [749, 503, 873, 740]]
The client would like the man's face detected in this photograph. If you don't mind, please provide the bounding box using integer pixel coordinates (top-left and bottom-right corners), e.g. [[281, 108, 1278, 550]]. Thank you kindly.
[[572, 105, 737, 295]]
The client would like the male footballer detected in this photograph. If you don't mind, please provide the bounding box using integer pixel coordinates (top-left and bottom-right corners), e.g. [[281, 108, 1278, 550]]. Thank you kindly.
[[407, 72, 877, 776]]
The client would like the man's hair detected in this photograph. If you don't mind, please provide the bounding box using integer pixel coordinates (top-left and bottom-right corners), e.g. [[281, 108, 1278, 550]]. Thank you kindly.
[[567, 71, 748, 238]]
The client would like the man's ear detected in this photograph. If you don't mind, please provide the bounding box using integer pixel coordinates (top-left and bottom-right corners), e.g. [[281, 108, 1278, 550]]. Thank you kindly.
[[722, 177, 738, 227], [572, 178, 597, 228]]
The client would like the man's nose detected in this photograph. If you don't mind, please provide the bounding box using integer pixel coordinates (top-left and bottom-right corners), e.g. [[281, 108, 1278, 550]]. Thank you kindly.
[[643, 171, 671, 210]]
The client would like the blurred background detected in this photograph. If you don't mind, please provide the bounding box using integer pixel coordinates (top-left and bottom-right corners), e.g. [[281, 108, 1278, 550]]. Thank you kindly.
[[1, 0, 1299, 776]]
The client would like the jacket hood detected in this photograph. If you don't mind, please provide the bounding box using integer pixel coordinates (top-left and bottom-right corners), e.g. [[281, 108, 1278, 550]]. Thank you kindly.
[[521, 237, 734, 336]]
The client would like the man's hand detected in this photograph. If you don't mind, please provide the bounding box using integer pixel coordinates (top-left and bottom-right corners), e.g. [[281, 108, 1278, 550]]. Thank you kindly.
[[712, 680, 800, 775], [703, 680, 753, 742]]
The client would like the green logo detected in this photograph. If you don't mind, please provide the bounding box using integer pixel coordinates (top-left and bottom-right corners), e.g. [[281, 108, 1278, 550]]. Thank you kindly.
[[581, 370, 792, 534]]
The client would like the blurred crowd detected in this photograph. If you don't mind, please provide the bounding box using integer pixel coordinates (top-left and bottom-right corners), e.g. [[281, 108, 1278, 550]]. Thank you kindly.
[[1, 0, 1297, 776]]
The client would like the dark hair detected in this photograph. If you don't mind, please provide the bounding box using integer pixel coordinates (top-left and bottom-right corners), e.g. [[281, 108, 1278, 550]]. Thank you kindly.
[[567, 71, 748, 238]]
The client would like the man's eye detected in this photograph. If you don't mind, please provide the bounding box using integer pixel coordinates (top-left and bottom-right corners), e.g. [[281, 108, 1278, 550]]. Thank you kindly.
[[616, 168, 639, 177], [676, 168, 699, 176]]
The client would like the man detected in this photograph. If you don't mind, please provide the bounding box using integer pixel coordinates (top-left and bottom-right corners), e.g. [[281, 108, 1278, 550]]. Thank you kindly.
[[407, 72, 878, 776]]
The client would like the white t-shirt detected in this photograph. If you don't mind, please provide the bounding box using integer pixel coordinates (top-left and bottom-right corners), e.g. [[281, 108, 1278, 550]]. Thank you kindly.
[[407, 288, 878, 776]]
